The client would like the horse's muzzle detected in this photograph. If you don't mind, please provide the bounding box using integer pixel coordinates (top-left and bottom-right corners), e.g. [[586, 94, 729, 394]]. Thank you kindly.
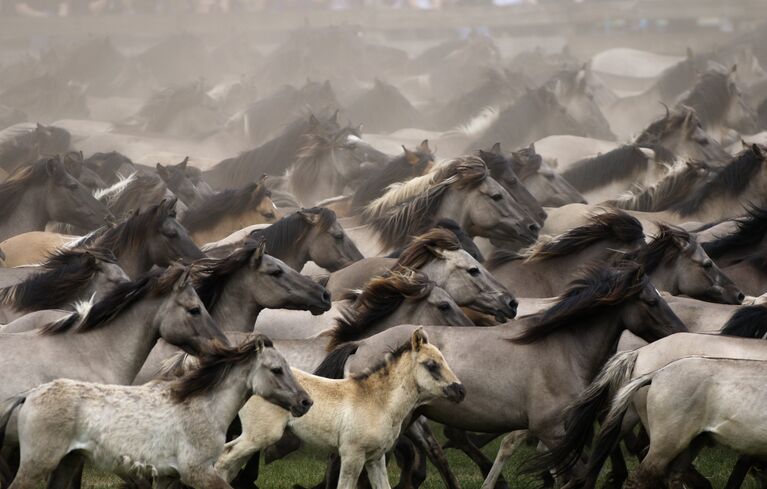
[[444, 383, 466, 403], [290, 395, 314, 417]]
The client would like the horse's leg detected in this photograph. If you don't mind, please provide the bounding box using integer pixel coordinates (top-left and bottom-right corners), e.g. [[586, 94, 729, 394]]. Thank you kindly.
[[480, 431, 527, 489], [45, 452, 84, 489], [442, 427, 508, 489], [407, 420, 459, 489], [679, 437, 713, 489], [725, 456, 754, 489], [336, 452, 366, 489], [464, 433, 501, 449], [216, 437, 261, 483], [182, 468, 234, 489], [393, 435, 420, 489], [365, 456, 391, 489], [8, 455, 59, 489], [604, 447, 629, 489]]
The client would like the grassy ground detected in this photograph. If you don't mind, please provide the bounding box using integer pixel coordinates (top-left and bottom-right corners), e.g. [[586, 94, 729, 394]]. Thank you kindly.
[[79, 429, 761, 489]]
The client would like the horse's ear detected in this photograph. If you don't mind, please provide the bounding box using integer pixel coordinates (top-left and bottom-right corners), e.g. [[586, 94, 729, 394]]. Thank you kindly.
[[491, 142, 502, 154], [156, 163, 168, 178], [411, 327, 429, 352], [174, 265, 192, 291], [752, 143, 763, 159], [249, 239, 266, 267], [299, 209, 321, 225], [528, 142, 535, 152], [731, 64, 738, 74], [403, 146, 419, 166], [255, 335, 267, 353], [177, 157, 189, 171], [309, 113, 320, 126], [419, 139, 430, 153]]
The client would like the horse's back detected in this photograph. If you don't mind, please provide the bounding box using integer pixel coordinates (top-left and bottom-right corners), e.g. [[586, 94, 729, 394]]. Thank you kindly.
[[0, 232, 77, 267]]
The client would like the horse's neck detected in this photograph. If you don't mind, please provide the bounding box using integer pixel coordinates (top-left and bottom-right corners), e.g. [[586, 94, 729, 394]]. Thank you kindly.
[[360, 355, 423, 421], [647, 260, 680, 295], [0, 186, 48, 241], [76, 298, 162, 384], [192, 210, 266, 245], [272, 244, 308, 272], [210, 273, 264, 332], [114, 248, 149, 279], [193, 360, 253, 433], [547, 310, 625, 384]]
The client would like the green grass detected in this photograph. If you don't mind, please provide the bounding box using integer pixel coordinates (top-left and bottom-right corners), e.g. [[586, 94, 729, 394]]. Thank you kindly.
[[80, 428, 762, 489]]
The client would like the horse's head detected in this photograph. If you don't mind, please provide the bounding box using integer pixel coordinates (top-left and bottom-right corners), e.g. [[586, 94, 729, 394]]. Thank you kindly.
[[298, 208, 363, 271], [147, 199, 205, 266], [156, 157, 201, 207], [44, 157, 112, 230], [247, 336, 313, 417], [408, 328, 465, 404]]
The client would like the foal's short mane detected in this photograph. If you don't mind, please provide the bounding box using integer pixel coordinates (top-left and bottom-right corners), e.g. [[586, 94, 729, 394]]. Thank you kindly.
[[395, 228, 461, 269], [363, 157, 489, 250], [0, 248, 116, 312], [181, 182, 271, 232], [703, 205, 767, 259], [487, 211, 644, 268], [351, 340, 414, 382], [562, 146, 655, 193], [0, 158, 52, 218], [39, 265, 189, 335], [192, 241, 265, 312], [671, 145, 765, 216], [249, 207, 336, 256], [328, 269, 434, 350], [170, 334, 273, 402], [511, 263, 646, 344], [720, 305, 767, 339], [627, 224, 693, 273]]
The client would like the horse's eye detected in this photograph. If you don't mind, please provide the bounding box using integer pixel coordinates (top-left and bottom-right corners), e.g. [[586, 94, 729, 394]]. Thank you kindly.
[[437, 302, 451, 311], [703, 260, 713, 269], [491, 193, 503, 201], [645, 298, 658, 307], [269, 269, 284, 277], [271, 367, 283, 375], [424, 360, 439, 373], [507, 178, 518, 186], [188, 307, 201, 316], [468, 267, 480, 277]]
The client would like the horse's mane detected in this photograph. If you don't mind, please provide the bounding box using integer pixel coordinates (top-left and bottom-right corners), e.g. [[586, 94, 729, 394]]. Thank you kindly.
[[703, 205, 767, 259], [181, 182, 271, 232], [609, 160, 711, 212], [562, 146, 655, 193], [327, 269, 434, 350], [395, 228, 462, 270], [170, 334, 273, 402], [720, 305, 767, 338], [95, 172, 166, 213], [350, 339, 414, 382], [386, 218, 484, 263], [91, 199, 177, 256], [40, 265, 189, 335], [0, 248, 116, 312], [487, 211, 644, 268], [671, 145, 765, 216], [192, 240, 265, 312], [635, 106, 695, 145], [510, 263, 646, 344], [249, 207, 335, 257], [363, 157, 489, 249], [678, 69, 734, 128], [288, 125, 359, 201], [628, 224, 693, 274], [0, 158, 52, 218], [351, 145, 433, 211]]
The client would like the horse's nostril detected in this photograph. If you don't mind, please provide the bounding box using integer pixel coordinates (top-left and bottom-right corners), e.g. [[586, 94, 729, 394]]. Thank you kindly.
[[737, 293, 745, 303], [322, 291, 331, 303], [301, 398, 313, 408], [528, 223, 540, 233], [508, 300, 518, 313]]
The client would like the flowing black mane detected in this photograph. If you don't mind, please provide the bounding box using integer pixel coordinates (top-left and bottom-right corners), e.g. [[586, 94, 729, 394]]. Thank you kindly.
[[628, 224, 693, 273], [678, 69, 735, 128], [562, 146, 655, 193], [88, 199, 177, 257], [609, 161, 712, 212], [511, 263, 646, 344], [671, 145, 765, 216], [40, 265, 189, 335], [487, 211, 644, 267], [720, 305, 767, 339], [327, 269, 434, 350], [192, 240, 265, 312], [703, 206, 767, 259], [181, 182, 271, 232], [249, 207, 336, 257], [0, 248, 116, 312], [171, 334, 273, 402], [0, 158, 52, 218], [395, 228, 461, 270]]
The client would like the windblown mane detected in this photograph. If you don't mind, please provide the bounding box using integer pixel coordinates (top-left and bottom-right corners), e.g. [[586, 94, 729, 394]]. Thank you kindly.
[[609, 160, 712, 212], [703, 206, 767, 259], [249, 207, 335, 256], [192, 240, 265, 312], [181, 182, 271, 232], [327, 269, 434, 350], [0, 158, 52, 218], [352, 146, 433, 211], [671, 145, 765, 216], [628, 224, 693, 273], [89, 200, 177, 257], [562, 146, 656, 192], [678, 69, 735, 128], [95, 172, 166, 214], [636, 106, 694, 145], [487, 211, 644, 268], [288, 126, 359, 202], [395, 228, 461, 269], [0, 248, 116, 312], [170, 334, 273, 402], [720, 305, 767, 338], [39, 265, 189, 335], [363, 157, 489, 249], [510, 263, 646, 344], [386, 218, 484, 262]]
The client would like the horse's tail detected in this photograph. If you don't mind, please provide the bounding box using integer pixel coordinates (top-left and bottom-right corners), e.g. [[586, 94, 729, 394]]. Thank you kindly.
[[575, 370, 656, 488], [313, 342, 359, 379], [521, 350, 639, 478]]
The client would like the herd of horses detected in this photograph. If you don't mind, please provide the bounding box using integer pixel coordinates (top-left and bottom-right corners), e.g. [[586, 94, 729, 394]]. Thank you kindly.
[[3, 18, 767, 489]]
